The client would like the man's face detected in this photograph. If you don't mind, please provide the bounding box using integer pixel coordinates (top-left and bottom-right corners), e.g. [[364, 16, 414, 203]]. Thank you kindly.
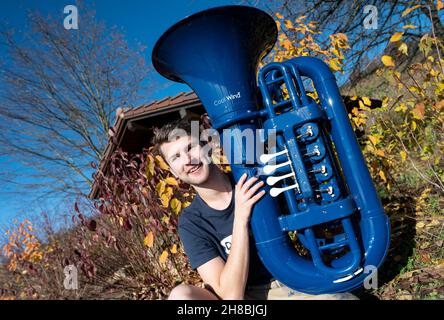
[[160, 135, 211, 186]]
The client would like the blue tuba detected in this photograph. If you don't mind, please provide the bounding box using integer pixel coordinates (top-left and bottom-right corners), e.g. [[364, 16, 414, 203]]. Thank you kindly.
[[152, 5, 390, 294]]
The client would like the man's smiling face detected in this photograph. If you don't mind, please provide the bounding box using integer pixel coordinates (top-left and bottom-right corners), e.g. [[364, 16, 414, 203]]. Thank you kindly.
[[160, 135, 211, 186]]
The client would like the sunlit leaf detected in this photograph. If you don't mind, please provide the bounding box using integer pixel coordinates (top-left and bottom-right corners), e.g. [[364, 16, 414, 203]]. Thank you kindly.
[[144, 231, 154, 247], [159, 250, 168, 264], [284, 19, 293, 29], [183, 201, 191, 208], [379, 170, 387, 182], [390, 32, 404, 42], [395, 103, 407, 112], [376, 149, 385, 157], [368, 135, 379, 146], [400, 151, 407, 162], [362, 96, 372, 106], [401, 5, 421, 17], [160, 187, 173, 208], [329, 58, 342, 71], [160, 193, 170, 208], [162, 215, 170, 224], [334, 33, 348, 43], [146, 155, 155, 179], [381, 55, 395, 67], [398, 42, 408, 55], [165, 176, 179, 186], [170, 244, 177, 254], [156, 181, 166, 197], [155, 155, 169, 170], [402, 24, 417, 29], [170, 198, 182, 215]]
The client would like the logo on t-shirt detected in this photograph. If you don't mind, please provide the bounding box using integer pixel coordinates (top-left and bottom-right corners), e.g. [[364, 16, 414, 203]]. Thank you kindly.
[[220, 235, 232, 255]]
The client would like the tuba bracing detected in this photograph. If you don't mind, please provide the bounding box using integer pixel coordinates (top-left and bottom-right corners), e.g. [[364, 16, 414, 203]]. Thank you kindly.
[[152, 5, 390, 294]]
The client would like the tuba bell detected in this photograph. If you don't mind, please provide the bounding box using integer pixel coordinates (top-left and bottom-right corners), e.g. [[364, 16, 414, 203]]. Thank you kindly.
[[152, 5, 390, 294]]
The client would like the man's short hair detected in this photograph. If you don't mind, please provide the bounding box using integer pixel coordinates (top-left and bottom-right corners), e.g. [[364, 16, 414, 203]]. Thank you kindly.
[[151, 117, 200, 156]]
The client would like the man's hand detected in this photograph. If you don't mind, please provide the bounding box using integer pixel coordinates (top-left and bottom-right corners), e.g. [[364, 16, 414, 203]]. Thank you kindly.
[[234, 173, 266, 224]]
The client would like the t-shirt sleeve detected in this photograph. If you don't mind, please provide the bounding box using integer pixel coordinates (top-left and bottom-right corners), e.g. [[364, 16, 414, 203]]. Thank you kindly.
[[178, 218, 220, 270]]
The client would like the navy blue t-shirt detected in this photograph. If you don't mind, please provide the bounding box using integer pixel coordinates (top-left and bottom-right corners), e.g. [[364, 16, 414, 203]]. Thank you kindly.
[[178, 178, 274, 286]]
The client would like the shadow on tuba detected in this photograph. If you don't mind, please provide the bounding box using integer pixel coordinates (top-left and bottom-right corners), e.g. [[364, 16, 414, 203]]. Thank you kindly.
[[152, 5, 390, 294]]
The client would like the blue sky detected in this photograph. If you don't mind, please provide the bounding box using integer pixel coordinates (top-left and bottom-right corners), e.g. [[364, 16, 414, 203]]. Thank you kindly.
[[0, 0, 279, 230]]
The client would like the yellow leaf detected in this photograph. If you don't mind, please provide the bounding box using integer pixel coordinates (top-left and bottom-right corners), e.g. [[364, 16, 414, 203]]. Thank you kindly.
[[416, 221, 425, 229], [275, 12, 284, 19], [362, 96, 372, 106], [390, 32, 404, 42], [401, 5, 421, 17], [426, 219, 441, 227], [160, 187, 173, 208], [183, 201, 191, 208], [368, 135, 379, 146], [411, 120, 417, 131], [284, 19, 293, 29], [381, 55, 395, 67], [359, 100, 366, 109], [155, 155, 169, 170], [395, 103, 407, 112], [159, 250, 168, 264], [170, 198, 182, 215], [400, 150, 407, 162], [162, 215, 170, 224], [376, 149, 385, 157], [170, 244, 177, 254], [438, 0, 443, 11], [282, 39, 293, 50], [328, 59, 342, 72], [350, 96, 357, 101], [143, 232, 154, 247], [398, 42, 408, 55], [156, 180, 166, 197], [379, 170, 387, 182], [165, 176, 179, 186], [160, 193, 170, 208], [146, 155, 155, 179], [402, 24, 417, 29], [335, 33, 348, 42], [164, 186, 173, 197]]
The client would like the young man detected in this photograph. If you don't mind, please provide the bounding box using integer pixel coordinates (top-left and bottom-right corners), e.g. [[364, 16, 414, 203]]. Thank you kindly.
[[152, 118, 358, 300]]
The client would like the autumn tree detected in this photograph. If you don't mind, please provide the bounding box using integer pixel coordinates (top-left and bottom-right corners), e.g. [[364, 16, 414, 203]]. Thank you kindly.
[[0, 8, 153, 198], [244, 0, 444, 85]]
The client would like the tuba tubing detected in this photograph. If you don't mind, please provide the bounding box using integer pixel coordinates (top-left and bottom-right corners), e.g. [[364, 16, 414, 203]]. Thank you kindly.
[[253, 57, 390, 293]]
